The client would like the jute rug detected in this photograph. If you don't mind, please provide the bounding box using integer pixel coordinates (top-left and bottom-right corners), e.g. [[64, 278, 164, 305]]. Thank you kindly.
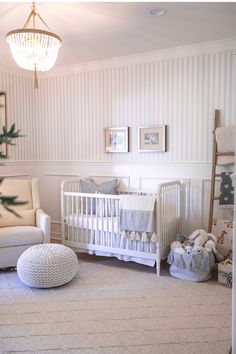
[[0, 253, 232, 354]]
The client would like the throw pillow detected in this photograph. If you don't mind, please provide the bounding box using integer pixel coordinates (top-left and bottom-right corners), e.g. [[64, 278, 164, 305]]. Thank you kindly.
[[79, 179, 119, 214]]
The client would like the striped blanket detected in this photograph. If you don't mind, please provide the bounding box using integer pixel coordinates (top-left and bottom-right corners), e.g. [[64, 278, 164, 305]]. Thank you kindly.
[[119, 195, 157, 242]]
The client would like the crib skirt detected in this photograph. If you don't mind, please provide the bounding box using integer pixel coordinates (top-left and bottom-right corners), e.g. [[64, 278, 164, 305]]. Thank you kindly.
[[65, 223, 157, 267]]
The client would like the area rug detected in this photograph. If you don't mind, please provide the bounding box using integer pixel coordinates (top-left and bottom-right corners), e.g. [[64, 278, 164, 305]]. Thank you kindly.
[[0, 254, 232, 354]]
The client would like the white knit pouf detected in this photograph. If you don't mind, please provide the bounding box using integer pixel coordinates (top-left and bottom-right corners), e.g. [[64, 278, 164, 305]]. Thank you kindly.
[[17, 244, 79, 288]]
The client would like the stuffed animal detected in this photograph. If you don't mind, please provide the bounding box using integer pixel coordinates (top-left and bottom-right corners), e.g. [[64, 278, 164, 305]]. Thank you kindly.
[[207, 234, 217, 243], [188, 229, 207, 241], [184, 245, 192, 255], [204, 240, 224, 262], [170, 241, 185, 255], [171, 241, 182, 249], [189, 229, 209, 248], [183, 238, 193, 247], [175, 248, 186, 255], [204, 240, 216, 253], [192, 246, 208, 257], [214, 244, 226, 262], [188, 229, 219, 250], [176, 233, 188, 243]]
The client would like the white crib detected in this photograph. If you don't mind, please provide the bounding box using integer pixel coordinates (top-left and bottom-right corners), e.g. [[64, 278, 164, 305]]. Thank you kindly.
[[61, 179, 181, 276]]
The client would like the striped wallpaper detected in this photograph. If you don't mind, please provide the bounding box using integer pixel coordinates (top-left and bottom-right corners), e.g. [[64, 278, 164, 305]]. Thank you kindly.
[[0, 39, 235, 163]]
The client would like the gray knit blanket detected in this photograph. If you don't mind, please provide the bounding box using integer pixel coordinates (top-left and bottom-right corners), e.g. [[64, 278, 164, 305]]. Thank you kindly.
[[120, 195, 156, 233]]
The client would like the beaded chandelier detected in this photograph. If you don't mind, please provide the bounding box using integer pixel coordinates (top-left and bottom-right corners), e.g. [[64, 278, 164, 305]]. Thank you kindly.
[[6, 2, 62, 88]]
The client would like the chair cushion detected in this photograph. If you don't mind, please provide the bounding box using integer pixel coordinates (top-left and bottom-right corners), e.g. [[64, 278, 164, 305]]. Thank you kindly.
[[0, 226, 43, 247], [0, 179, 33, 210], [0, 209, 36, 228]]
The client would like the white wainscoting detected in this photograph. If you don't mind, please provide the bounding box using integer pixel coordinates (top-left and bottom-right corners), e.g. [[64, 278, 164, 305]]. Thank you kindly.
[[43, 172, 80, 241], [2, 161, 220, 242], [2, 163, 233, 243]]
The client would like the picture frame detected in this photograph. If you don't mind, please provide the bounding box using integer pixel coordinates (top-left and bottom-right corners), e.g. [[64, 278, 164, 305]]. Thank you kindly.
[[138, 125, 167, 152], [0, 92, 7, 157], [104, 127, 129, 153]]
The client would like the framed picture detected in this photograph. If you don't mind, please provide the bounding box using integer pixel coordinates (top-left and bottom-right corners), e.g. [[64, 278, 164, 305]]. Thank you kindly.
[[104, 127, 129, 153], [138, 125, 167, 152], [0, 92, 7, 157]]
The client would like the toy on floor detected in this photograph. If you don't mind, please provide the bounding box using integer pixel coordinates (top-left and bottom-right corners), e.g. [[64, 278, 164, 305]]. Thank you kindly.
[[171, 229, 224, 261], [170, 241, 185, 254], [168, 229, 217, 282], [192, 245, 209, 257], [175, 233, 188, 243]]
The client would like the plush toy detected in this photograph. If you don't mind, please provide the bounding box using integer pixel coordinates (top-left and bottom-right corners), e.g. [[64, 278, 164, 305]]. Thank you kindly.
[[175, 248, 186, 255], [170, 241, 185, 254], [188, 229, 207, 241], [188, 229, 219, 250], [184, 245, 192, 255], [214, 244, 226, 262], [183, 239, 194, 247], [192, 246, 208, 257], [204, 240, 223, 261], [207, 233, 217, 244], [183, 238, 193, 247], [171, 241, 182, 249], [189, 229, 209, 248], [176, 233, 188, 243], [204, 240, 217, 253]]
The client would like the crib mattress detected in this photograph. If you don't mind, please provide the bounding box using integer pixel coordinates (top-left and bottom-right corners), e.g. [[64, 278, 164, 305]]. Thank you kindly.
[[65, 214, 119, 233]]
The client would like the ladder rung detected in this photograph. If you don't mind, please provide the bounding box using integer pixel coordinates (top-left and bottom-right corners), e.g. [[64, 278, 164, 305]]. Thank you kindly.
[[215, 174, 221, 177], [213, 196, 220, 200], [216, 152, 235, 156]]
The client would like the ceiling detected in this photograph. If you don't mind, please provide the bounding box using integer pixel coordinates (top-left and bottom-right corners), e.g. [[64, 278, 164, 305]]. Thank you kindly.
[[0, 2, 236, 69]]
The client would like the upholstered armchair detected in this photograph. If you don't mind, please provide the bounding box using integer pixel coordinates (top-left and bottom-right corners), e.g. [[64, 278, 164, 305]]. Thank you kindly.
[[0, 178, 50, 268]]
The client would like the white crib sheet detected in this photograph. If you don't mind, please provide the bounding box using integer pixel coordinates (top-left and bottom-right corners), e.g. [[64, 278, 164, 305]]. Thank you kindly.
[[65, 214, 119, 233]]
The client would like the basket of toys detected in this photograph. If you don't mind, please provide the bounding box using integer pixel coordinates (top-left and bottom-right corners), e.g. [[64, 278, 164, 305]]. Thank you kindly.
[[167, 229, 219, 282]]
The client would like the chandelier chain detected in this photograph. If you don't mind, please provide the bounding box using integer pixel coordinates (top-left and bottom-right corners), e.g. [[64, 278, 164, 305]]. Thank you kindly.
[[23, 6, 53, 33], [23, 9, 35, 29], [37, 13, 53, 32]]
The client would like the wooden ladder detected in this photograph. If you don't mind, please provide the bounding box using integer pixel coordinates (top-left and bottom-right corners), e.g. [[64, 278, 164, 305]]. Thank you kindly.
[[208, 109, 235, 233]]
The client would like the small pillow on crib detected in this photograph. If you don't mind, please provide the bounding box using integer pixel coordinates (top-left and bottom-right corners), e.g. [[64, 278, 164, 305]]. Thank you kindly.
[[79, 179, 119, 214]]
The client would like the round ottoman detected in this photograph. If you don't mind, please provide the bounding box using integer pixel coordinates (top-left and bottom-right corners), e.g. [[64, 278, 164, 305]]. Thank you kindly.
[[17, 244, 79, 288]]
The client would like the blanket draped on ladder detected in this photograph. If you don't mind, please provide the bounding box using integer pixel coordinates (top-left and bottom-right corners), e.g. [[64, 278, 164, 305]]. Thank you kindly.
[[119, 195, 157, 242], [215, 126, 235, 165]]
